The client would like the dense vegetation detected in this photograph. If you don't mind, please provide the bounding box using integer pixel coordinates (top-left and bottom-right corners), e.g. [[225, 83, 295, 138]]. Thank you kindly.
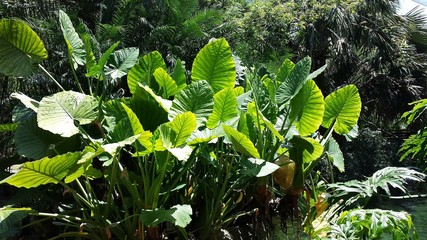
[[1, 0, 427, 239]]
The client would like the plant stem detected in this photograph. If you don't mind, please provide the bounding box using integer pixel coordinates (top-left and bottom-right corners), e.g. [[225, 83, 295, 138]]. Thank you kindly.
[[68, 57, 85, 93], [38, 64, 65, 91]]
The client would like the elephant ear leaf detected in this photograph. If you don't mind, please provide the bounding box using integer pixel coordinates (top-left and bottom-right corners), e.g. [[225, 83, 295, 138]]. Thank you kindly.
[[192, 38, 236, 93], [0, 207, 33, 239], [59, 10, 85, 69], [322, 85, 361, 135], [207, 88, 238, 129], [0, 19, 47, 76], [223, 125, 260, 158], [0, 152, 81, 188], [37, 91, 98, 137], [128, 51, 166, 95]]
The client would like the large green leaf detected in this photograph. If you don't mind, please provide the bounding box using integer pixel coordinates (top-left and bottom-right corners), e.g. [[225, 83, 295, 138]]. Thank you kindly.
[[140, 204, 192, 228], [59, 10, 85, 69], [0, 207, 33, 239], [153, 68, 179, 99], [169, 80, 214, 126], [322, 85, 361, 135], [171, 60, 187, 90], [325, 137, 345, 172], [223, 125, 260, 158], [242, 158, 280, 177], [127, 51, 166, 94], [14, 117, 61, 159], [206, 88, 238, 129], [105, 47, 139, 79], [192, 38, 236, 92], [290, 136, 323, 164], [0, 152, 81, 188], [169, 112, 197, 147], [131, 84, 169, 131], [290, 80, 325, 136], [86, 41, 120, 81], [0, 19, 47, 76], [37, 91, 98, 137], [276, 56, 312, 106], [107, 103, 153, 153], [276, 59, 295, 83]]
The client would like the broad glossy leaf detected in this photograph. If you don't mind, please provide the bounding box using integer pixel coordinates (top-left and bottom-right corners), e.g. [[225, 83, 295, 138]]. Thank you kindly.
[[107, 103, 153, 153], [37, 91, 98, 137], [192, 38, 236, 92], [0, 123, 17, 132], [0, 19, 47, 76], [15, 117, 61, 159], [276, 59, 295, 83], [223, 125, 260, 158], [154, 68, 179, 99], [171, 60, 187, 90], [325, 138, 344, 172], [187, 127, 224, 145], [0, 152, 81, 188], [290, 136, 323, 164], [140, 204, 192, 228], [290, 80, 324, 136], [0, 207, 33, 239], [322, 85, 361, 135], [128, 51, 166, 94], [207, 88, 238, 129], [169, 112, 197, 147], [11, 92, 39, 112], [276, 56, 312, 106], [242, 158, 280, 177], [105, 47, 139, 79], [131, 84, 169, 131], [169, 80, 214, 125], [59, 10, 85, 68]]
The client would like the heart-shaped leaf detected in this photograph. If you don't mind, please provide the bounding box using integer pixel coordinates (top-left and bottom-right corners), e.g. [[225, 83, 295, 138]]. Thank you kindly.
[[0, 19, 47, 76]]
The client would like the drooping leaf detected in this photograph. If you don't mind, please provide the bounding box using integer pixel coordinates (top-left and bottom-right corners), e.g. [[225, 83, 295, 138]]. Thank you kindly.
[[325, 137, 345, 172], [242, 158, 280, 177], [192, 38, 236, 92], [0, 152, 81, 188], [10, 92, 39, 112], [82, 33, 96, 72], [0, 18, 47, 76], [0, 123, 18, 132], [0, 207, 33, 239], [171, 60, 187, 90], [290, 136, 323, 164], [322, 85, 361, 135], [153, 68, 179, 99], [105, 47, 139, 79], [37, 91, 98, 137], [290, 80, 325, 136], [128, 51, 166, 94], [223, 125, 260, 158], [140, 204, 192, 228], [169, 80, 214, 126], [59, 10, 85, 68], [276, 56, 312, 106], [206, 88, 238, 129]]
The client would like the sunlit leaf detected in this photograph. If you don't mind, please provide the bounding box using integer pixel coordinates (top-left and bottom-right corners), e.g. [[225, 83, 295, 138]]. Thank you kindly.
[[140, 204, 192, 228], [223, 125, 260, 158], [128, 51, 166, 94], [154, 68, 179, 99], [59, 10, 85, 68], [192, 38, 236, 92], [37, 91, 98, 137], [0, 19, 47, 76], [207, 88, 238, 129]]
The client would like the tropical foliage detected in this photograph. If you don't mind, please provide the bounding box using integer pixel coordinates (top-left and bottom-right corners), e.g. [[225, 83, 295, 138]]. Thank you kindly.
[[0, 2, 426, 240]]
